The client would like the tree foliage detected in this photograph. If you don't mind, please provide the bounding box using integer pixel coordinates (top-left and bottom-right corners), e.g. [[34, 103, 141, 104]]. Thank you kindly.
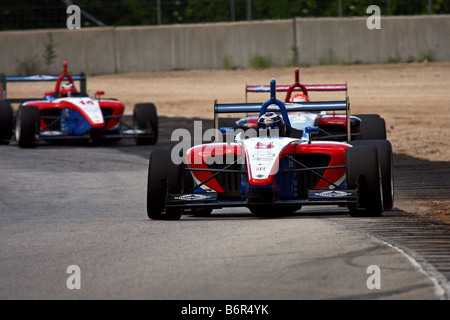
[[1, 0, 448, 30]]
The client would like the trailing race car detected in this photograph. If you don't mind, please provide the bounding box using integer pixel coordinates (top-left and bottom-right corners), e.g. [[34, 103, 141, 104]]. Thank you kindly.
[[223, 68, 386, 142], [0, 61, 158, 147], [146, 79, 393, 220]]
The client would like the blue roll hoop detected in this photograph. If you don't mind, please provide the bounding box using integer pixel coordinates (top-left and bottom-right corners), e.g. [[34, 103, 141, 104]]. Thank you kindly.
[[258, 78, 292, 128]]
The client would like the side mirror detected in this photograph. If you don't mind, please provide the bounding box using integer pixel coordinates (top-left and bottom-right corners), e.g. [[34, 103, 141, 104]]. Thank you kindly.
[[95, 90, 105, 100], [304, 126, 319, 134], [303, 126, 319, 143]]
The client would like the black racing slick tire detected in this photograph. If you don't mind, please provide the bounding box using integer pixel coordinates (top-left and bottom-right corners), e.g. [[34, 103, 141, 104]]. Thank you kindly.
[[134, 103, 158, 145], [346, 145, 383, 217], [15, 105, 40, 148], [356, 114, 386, 140], [0, 101, 13, 144], [350, 140, 394, 211], [147, 148, 182, 220]]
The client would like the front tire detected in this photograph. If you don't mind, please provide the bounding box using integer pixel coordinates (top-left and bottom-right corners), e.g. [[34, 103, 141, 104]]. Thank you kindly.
[[346, 145, 383, 217], [147, 149, 182, 220], [134, 103, 158, 145], [16, 105, 40, 148], [0, 101, 13, 144]]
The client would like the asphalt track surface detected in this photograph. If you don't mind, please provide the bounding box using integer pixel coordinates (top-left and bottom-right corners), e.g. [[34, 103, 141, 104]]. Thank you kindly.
[[1, 124, 450, 301]]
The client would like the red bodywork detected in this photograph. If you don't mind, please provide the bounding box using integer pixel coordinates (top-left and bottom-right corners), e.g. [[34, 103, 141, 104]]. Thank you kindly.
[[295, 142, 347, 189], [186, 140, 349, 192], [24, 100, 124, 131], [186, 143, 243, 192]]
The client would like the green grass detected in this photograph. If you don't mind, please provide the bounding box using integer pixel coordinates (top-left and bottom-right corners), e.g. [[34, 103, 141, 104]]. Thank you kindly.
[[222, 55, 234, 70], [249, 55, 272, 69]]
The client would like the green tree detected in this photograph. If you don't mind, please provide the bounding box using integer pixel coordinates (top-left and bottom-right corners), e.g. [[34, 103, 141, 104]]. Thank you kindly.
[[1, 0, 449, 30], [43, 32, 57, 67]]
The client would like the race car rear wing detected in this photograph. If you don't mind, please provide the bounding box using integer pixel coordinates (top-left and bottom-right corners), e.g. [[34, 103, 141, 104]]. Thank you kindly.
[[245, 68, 347, 102], [214, 100, 349, 115], [0, 63, 87, 103], [215, 78, 351, 141]]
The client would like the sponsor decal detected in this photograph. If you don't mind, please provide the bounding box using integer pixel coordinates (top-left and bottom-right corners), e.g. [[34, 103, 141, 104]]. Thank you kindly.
[[173, 194, 212, 201], [255, 141, 274, 149], [315, 190, 352, 197], [26, 75, 56, 81], [252, 156, 276, 162]]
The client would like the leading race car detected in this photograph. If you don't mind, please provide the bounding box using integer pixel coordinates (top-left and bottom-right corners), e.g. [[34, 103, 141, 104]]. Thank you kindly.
[[0, 61, 158, 147], [146, 79, 394, 220], [222, 68, 386, 142]]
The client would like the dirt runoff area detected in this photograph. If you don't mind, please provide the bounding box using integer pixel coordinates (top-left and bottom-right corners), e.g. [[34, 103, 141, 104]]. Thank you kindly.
[[7, 62, 450, 223]]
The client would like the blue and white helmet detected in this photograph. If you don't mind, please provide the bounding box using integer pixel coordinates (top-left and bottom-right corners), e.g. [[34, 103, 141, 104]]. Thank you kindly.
[[257, 112, 286, 136], [61, 83, 77, 97]]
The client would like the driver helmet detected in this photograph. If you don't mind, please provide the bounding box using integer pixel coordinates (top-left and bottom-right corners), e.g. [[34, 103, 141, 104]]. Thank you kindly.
[[257, 112, 286, 136], [60, 83, 77, 97], [289, 93, 310, 102]]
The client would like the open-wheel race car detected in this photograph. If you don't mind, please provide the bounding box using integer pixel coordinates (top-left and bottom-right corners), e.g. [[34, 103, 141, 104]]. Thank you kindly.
[[146, 78, 393, 220], [0, 61, 158, 148], [221, 68, 386, 142]]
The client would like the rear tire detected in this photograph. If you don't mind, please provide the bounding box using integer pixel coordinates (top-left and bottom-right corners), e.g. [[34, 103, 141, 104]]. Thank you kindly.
[[134, 103, 158, 145], [147, 149, 182, 220], [0, 101, 13, 144], [350, 140, 394, 211], [356, 114, 386, 140], [346, 145, 383, 217], [15, 105, 40, 148]]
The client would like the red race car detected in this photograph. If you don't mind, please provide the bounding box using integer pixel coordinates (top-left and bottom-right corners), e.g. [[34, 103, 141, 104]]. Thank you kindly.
[[0, 61, 158, 147], [146, 78, 394, 220], [222, 68, 386, 142]]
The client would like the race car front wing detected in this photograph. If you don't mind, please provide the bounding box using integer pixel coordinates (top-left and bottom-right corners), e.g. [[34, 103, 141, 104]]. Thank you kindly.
[[164, 149, 358, 212], [165, 189, 358, 210]]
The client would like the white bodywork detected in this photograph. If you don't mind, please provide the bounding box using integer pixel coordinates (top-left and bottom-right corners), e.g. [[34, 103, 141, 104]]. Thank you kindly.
[[289, 112, 324, 130], [56, 97, 104, 125], [241, 137, 299, 180]]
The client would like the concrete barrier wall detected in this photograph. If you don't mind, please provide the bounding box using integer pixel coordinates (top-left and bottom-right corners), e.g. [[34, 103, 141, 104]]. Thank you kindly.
[[296, 15, 450, 65], [0, 15, 448, 76], [115, 20, 294, 72], [0, 27, 117, 75]]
